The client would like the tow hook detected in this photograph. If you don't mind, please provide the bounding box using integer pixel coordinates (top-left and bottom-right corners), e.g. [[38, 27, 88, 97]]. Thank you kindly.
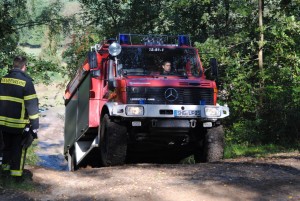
[[190, 119, 197, 128]]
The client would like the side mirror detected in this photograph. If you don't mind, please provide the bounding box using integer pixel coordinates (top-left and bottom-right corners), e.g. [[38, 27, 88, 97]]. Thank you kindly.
[[108, 59, 117, 90], [108, 80, 116, 89], [210, 58, 218, 78], [88, 51, 98, 69]]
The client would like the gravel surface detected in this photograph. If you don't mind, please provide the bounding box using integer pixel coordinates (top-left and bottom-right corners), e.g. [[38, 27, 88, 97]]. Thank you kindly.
[[0, 84, 299, 201]]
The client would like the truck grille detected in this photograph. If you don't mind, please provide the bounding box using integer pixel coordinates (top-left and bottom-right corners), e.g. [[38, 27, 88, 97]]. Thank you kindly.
[[127, 87, 214, 105]]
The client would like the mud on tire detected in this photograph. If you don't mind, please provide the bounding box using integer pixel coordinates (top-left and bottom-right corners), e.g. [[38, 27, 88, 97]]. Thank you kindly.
[[100, 114, 127, 166]]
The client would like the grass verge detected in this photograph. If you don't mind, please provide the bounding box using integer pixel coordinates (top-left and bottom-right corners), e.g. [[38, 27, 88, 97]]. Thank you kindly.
[[224, 143, 299, 158], [181, 143, 299, 164], [25, 140, 40, 166]]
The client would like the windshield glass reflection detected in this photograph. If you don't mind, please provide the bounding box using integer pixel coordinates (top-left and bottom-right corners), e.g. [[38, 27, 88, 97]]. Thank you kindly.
[[117, 46, 201, 76]]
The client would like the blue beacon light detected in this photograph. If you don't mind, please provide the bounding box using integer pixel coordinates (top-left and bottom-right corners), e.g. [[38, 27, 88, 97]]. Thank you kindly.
[[200, 100, 206, 105], [120, 34, 130, 44], [178, 35, 189, 46]]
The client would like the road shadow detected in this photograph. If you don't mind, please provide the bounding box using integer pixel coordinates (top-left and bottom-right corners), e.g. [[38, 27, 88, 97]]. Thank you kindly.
[[177, 161, 300, 201]]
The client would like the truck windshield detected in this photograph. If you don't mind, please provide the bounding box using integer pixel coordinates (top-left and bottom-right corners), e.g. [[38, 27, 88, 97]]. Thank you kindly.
[[117, 46, 201, 76]]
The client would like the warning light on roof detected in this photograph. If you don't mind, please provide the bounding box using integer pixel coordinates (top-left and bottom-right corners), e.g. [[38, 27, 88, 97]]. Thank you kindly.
[[178, 35, 190, 46], [120, 34, 130, 44]]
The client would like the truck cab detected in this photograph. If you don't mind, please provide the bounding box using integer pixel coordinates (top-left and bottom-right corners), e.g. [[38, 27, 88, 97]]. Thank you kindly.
[[64, 34, 229, 171]]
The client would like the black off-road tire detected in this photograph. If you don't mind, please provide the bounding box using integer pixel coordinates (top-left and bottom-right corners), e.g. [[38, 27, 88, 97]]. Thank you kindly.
[[100, 114, 127, 166], [194, 125, 225, 163], [205, 125, 225, 162]]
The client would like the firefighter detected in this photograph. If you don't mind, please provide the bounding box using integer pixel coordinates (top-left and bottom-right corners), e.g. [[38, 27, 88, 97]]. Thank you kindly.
[[0, 56, 39, 181]]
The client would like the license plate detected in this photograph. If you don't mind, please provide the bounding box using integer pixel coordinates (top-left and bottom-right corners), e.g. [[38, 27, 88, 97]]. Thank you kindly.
[[175, 110, 201, 117]]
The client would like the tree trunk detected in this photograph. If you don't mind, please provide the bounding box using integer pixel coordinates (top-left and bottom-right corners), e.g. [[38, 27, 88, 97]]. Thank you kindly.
[[258, 0, 264, 114]]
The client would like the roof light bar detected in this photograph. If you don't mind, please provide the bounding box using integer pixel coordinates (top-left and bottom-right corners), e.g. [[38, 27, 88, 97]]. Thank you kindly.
[[142, 36, 164, 45], [118, 34, 191, 46]]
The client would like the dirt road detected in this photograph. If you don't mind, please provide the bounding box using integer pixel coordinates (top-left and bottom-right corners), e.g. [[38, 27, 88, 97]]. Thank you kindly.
[[1, 84, 299, 201]]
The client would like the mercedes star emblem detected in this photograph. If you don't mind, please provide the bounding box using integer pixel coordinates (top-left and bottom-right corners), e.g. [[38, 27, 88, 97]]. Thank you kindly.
[[165, 88, 178, 102]]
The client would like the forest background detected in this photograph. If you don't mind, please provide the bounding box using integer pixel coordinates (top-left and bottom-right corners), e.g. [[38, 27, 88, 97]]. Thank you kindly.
[[0, 0, 299, 156]]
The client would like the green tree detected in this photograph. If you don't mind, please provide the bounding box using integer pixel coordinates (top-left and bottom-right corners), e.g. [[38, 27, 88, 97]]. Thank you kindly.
[[0, 1, 27, 71], [0, 0, 76, 83], [260, 0, 300, 144], [208, 0, 300, 145]]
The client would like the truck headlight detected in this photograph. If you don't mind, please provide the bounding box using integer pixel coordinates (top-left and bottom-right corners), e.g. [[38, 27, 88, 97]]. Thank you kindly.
[[205, 107, 221, 117], [126, 106, 144, 116]]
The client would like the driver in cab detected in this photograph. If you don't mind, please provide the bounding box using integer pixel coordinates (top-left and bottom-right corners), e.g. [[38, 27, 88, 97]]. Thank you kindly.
[[161, 61, 174, 75]]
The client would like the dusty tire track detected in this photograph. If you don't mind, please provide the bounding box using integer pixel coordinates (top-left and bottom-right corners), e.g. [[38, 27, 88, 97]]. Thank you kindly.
[[17, 156, 300, 201]]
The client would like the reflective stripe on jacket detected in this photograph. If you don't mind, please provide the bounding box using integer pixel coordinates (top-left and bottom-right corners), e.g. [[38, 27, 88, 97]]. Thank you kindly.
[[0, 69, 39, 133]]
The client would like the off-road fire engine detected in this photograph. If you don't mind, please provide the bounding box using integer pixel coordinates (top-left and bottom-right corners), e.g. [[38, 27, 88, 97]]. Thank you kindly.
[[64, 34, 229, 171]]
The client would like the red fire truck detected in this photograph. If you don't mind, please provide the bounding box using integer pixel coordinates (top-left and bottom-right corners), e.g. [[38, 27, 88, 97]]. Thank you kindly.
[[64, 34, 229, 171]]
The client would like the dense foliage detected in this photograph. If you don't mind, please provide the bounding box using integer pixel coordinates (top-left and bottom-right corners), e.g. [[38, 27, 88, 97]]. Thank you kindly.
[[0, 0, 75, 83], [1, 0, 299, 147]]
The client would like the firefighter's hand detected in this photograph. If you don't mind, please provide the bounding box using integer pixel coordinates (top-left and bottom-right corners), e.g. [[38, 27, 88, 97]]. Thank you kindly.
[[21, 128, 34, 149], [31, 129, 38, 139]]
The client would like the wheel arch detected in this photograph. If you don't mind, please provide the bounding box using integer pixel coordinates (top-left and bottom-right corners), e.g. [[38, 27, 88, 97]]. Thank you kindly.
[[100, 105, 110, 119]]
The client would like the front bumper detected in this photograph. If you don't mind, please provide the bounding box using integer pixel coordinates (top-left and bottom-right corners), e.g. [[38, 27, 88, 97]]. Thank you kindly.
[[107, 103, 229, 120]]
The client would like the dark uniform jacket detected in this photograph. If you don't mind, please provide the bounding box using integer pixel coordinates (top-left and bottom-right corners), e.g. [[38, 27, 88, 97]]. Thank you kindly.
[[0, 69, 39, 134]]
